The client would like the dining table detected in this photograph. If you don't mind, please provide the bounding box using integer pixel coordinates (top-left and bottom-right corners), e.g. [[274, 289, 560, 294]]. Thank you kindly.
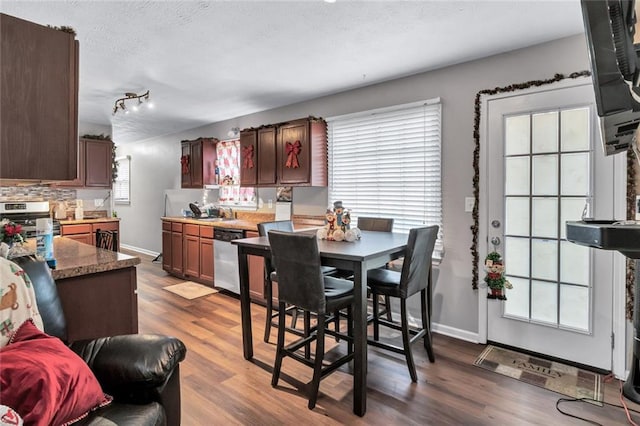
[[232, 230, 409, 417]]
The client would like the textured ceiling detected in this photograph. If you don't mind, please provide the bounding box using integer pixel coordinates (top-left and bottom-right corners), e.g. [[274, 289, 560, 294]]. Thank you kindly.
[[0, 0, 585, 143]]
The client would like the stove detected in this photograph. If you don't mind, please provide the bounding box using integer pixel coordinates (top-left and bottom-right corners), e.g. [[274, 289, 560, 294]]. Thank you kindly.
[[0, 201, 60, 238]]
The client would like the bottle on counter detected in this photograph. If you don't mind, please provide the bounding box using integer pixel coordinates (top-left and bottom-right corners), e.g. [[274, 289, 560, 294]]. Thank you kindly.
[[36, 218, 54, 262], [75, 199, 84, 220]]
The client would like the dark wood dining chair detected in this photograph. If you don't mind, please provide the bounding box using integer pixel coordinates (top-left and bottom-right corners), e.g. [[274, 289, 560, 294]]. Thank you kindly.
[[267, 230, 354, 409], [367, 225, 438, 382], [95, 229, 118, 252], [258, 220, 337, 343]]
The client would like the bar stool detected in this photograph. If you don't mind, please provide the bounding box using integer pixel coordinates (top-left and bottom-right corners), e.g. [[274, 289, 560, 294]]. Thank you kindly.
[[258, 221, 337, 343], [95, 229, 118, 252], [367, 225, 438, 382], [268, 230, 354, 409]]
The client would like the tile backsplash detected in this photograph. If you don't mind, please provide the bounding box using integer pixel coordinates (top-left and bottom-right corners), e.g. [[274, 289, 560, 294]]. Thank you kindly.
[[0, 185, 77, 202]]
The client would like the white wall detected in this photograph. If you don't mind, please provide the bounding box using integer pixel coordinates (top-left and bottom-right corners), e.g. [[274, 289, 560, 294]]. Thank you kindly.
[[117, 34, 590, 336]]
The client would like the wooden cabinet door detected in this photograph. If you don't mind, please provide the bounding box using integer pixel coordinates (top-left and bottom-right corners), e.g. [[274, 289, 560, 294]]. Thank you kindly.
[[0, 13, 78, 180], [84, 139, 112, 187], [56, 138, 85, 187], [199, 237, 214, 283], [245, 231, 266, 302], [184, 234, 200, 278], [162, 227, 172, 272], [278, 119, 311, 185], [180, 142, 191, 188], [240, 130, 257, 186], [257, 127, 277, 186], [190, 140, 203, 188], [171, 231, 183, 275]]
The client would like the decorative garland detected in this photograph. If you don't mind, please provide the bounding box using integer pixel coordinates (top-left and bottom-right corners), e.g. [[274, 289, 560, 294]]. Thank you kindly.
[[626, 151, 638, 319], [471, 71, 591, 290]]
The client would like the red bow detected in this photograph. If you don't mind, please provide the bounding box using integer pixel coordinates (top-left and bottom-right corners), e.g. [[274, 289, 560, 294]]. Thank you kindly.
[[180, 155, 190, 174], [242, 145, 254, 169], [285, 140, 301, 168]]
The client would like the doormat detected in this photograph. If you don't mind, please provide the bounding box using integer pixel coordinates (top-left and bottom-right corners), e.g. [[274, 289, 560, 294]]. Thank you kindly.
[[474, 345, 603, 402], [163, 281, 218, 300]]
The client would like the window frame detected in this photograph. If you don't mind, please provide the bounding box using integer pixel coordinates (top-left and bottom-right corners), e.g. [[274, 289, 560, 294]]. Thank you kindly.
[[113, 155, 131, 205]]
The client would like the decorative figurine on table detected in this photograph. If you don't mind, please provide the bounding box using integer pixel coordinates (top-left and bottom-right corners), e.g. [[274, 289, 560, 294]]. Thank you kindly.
[[484, 251, 512, 300], [318, 204, 361, 242]]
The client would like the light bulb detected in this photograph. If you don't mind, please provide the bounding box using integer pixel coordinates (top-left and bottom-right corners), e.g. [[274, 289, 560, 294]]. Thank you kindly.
[[146, 101, 154, 109]]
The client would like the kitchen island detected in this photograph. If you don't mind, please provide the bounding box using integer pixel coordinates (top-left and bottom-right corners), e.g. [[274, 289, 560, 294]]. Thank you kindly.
[[20, 236, 140, 342]]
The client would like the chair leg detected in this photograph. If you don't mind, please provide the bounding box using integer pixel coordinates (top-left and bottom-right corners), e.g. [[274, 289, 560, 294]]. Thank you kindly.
[[421, 289, 435, 362], [290, 306, 299, 329], [347, 304, 353, 355], [334, 309, 340, 342], [401, 298, 418, 382], [272, 302, 287, 387], [384, 295, 392, 321], [264, 278, 273, 343], [304, 311, 311, 359], [308, 314, 325, 410], [372, 292, 380, 341]]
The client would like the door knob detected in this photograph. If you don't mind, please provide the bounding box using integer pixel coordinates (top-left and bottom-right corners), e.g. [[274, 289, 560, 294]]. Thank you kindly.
[[490, 236, 501, 246]]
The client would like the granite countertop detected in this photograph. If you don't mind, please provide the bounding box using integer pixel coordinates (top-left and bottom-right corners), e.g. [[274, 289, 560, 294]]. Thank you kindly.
[[20, 236, 139, 280], [59, 217, 120, 225]]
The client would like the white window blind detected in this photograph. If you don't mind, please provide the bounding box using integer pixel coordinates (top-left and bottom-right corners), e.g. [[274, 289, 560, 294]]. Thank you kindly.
[[327, 99, 443, 259], [113, 156, 130, 205]]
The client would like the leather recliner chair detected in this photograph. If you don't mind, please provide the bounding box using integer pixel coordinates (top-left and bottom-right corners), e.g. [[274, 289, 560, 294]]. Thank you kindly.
[[12, 255, 187, 426]]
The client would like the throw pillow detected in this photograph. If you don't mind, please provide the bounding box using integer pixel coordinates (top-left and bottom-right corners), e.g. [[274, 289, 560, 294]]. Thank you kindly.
[[0, 257, 43, 347], [0, 320, 112, 425]]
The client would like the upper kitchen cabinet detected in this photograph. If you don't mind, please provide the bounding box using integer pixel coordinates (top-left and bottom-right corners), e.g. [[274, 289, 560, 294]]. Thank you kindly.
[[0, 13, 79, 180], [181, 137, 218, 188], [55, 137, 113, 188], [239, 117, 327, 187], [278, 118, 327, 186], [240, 126, 277, 187]]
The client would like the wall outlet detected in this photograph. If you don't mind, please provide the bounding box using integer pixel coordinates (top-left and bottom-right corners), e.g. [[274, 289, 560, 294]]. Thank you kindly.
[[464, 197, 475, 213], [94, 198, 104, 208]]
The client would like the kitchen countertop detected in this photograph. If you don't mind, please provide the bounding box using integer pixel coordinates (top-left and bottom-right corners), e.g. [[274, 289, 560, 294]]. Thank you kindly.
[[19, 236, 139, 280], [161, 213, 325, 233], [59, 217, 120, 225]]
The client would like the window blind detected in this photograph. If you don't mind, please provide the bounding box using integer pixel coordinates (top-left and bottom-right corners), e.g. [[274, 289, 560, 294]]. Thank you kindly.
[[327, 99, 443, 258], [113, 156, 130, 205]]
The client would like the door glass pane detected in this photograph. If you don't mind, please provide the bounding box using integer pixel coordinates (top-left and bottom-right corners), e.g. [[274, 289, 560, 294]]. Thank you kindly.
[[532, 111, 558, 153], [532, 155, 558, 195], [505, 197, 529, 236], [532, 197, 557, 238], [560, 197, 588, 239], [531, 280, 558, 323], [531, 239, 557, 281], [504, 237, 529, 277], [505, 157, 530, 195], [505, 115, 530, 156], [504, 276, 529, 319], [560, 241, 590, 285], [561, 108, 589, 151], [561, 153, 589, 196], [560, 284, 590, 331]]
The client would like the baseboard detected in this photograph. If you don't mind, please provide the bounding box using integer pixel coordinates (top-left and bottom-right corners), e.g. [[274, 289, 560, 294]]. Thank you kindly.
[[120, 244, 159, 258], [432, 321, 480, 344]]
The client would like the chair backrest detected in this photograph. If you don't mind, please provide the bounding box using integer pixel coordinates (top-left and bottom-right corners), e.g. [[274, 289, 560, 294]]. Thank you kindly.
[[95, 229, 118, 252], [267, 230, 327, 314], [399, 226, 438, 298], [258, 220, 294, 274], [12, 255, 68, 341], [357, 217, 394, 232]]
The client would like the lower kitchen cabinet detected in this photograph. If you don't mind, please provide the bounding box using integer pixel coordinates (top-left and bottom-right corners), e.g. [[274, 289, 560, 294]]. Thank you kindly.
[[199, 226, 214, 283], [161, 220, 214, 286], [170, 223, 183, 275], [183, 224, 200, 278], [60, 220, 120, 250]]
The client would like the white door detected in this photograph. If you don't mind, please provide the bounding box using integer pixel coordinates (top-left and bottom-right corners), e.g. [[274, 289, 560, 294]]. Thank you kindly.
[[484, 82, 621, 370]]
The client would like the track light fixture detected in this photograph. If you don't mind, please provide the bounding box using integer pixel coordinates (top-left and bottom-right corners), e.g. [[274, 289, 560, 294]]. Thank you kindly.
[[112, 90, 151, 115]]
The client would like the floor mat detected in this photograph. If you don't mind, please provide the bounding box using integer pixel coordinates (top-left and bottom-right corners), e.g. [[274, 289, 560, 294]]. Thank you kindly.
[[163, 281, 218, 300], [474, 345, 603, 402]]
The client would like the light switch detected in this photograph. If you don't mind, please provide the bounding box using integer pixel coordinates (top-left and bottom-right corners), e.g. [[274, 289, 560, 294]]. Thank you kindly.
[[464, 197, 475, 212]]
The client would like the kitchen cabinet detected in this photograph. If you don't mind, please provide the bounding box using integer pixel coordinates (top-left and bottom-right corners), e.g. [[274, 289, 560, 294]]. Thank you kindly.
[[181, 137, 218, 188], [240, 127, 277, 187], [246, 230, 268, 303], [239, 117, 327, 187], [1, 13, 79, 181], [56, 137, 113, 188], [199, 226, 214, 283], [60, 220, 120, 250], [161, 220, 214, 285]]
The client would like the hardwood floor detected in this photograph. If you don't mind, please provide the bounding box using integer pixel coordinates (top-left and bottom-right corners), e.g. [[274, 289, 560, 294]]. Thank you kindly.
[[132, 252, 639, 425]]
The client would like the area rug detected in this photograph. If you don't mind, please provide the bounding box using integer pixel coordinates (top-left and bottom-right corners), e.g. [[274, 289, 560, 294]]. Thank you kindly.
[[474, 345, 603, 402], [163, 281, 218, 300]]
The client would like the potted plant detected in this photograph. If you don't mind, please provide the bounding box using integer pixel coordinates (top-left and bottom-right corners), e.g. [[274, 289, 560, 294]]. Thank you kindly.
[[484, 251, 512, 300]]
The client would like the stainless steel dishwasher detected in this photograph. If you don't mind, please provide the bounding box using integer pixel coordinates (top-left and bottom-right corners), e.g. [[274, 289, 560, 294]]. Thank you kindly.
[[213, 228, 244, 294]]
